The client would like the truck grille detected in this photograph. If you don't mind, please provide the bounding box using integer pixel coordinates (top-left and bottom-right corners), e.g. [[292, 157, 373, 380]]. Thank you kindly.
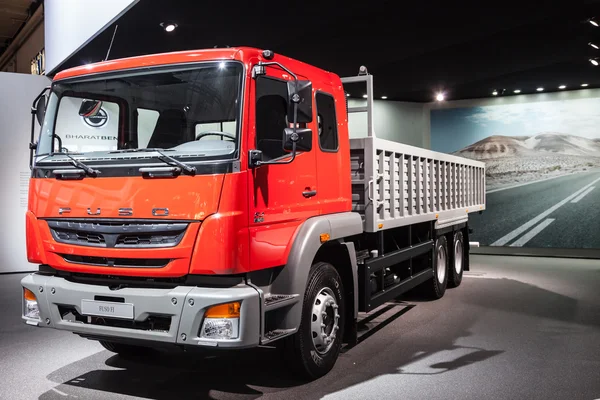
[[116, 234, 181, 246], [60, 254, 170, 268], [47, 220, 188, 248], [55, 231, 105, 245]]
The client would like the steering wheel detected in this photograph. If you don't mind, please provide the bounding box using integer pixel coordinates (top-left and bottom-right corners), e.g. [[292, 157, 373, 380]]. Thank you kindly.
[[195, 131, 236, 141]]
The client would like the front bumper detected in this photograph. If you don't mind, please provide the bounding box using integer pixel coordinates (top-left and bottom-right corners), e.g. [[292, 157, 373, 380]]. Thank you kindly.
[[20, 273, 261, 348]]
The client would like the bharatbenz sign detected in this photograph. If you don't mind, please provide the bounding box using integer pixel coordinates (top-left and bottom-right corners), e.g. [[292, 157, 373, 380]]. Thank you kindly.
[[65, 135, 118, 141], [82, 107, 109, 127]]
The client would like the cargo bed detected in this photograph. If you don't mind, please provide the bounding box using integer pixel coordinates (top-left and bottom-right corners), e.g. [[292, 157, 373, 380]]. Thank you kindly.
[[342, 74, 486, 233], [350, 137, 486, 232]]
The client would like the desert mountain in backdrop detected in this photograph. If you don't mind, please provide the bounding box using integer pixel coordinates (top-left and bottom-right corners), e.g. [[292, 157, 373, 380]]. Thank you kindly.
[[454, 133, 600, 159]]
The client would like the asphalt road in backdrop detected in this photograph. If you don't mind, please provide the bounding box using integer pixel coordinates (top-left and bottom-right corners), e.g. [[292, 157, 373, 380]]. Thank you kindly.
[[2, 255, 600, 400], [469, 171, 600, 248]]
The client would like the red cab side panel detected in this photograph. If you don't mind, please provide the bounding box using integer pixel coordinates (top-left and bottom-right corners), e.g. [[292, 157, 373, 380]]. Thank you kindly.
[[189, 172, 250, 275]]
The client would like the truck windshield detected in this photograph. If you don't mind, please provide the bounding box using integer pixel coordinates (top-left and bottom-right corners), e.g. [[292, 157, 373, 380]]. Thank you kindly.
[[36, 62, 243, 163]]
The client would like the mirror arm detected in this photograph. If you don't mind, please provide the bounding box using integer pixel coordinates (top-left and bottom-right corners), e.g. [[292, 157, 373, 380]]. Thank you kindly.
[[29, 86, 50, 170], [29, 111, 36, 170], [255, 141, 297, 167], [53, 134, 63, 153], [256, 61, 298, 81], [251, 61, 304, 168]]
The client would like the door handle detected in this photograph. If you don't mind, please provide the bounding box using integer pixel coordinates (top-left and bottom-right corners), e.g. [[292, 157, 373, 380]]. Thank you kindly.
[[302, 190, 317, 198]]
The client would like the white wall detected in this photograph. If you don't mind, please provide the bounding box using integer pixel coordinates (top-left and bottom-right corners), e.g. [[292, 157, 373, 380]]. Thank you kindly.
[[44, 0, 138, 74], [424, 88, 600, 146], [0, 73, 51, 273], [347, 99, 428, 148]]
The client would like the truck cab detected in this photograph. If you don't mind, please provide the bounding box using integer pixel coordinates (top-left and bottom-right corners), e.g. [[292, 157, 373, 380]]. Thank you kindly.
[[23, 47, 359, 377]]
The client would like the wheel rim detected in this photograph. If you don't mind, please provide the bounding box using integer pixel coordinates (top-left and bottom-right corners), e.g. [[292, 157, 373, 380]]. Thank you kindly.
[[437, 243, 447, 284], [310, 287, 340, 354], [454, 238, 463, 275]]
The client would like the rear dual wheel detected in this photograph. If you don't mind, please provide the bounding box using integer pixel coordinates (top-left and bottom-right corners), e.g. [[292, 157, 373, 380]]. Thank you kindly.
[[448, 231, 465, 288], [424, 235, 449, 299]]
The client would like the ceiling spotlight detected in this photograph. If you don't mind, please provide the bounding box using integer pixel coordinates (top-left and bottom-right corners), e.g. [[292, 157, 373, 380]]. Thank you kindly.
[[581, 83, 589, 87], [492, 90, 498, 96], [589, 18, 599, 27], [513, 89, 521, 94], [346, 93, 350, 97], [590, 42, 600, 50], [436, 92, 445, 101], [362, 94, 368, 98], [381, 96, 388, 99], [537, 87, 544, 91], [160, 22, 178, 32], [590, 58, 599, 66], [559, 85, 567, 89]]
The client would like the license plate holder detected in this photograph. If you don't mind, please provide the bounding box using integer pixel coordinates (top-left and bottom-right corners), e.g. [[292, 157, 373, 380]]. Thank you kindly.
[[81, 299, 134, 320]]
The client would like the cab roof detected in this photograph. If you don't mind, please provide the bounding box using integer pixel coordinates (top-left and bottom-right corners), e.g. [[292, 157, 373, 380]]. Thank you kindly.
[[52, 47, 340, 86]]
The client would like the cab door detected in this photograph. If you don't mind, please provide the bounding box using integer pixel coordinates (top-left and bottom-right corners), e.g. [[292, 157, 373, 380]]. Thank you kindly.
[[246, 70, 319, 272]]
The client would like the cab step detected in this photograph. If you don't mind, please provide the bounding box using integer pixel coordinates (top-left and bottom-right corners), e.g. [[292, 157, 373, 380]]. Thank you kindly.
[[262, 328, 296, 344], [264, 294, 299, 311]]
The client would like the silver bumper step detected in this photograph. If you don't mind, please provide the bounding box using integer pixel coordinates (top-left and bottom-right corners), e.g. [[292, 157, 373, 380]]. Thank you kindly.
[[264, 294, 299, 311]]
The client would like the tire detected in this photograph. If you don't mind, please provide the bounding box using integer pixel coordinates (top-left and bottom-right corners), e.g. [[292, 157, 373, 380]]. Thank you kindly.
[[423, 235, 449, 299], [448, 231, 465, 288], [99, 340, 150, 357], [283, 262, 345, 379]]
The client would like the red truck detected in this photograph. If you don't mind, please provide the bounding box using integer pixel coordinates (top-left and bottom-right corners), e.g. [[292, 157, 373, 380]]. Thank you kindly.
[[21, 47, 485, 378]]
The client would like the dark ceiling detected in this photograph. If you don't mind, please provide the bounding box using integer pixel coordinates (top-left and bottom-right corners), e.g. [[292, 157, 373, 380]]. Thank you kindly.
[[0, 0, 39, 56], [55, 0, 600, 102]]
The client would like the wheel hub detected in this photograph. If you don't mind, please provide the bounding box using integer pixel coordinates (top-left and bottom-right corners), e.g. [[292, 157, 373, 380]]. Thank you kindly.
[[454, 239, 463, 274], [437, 244, 447, 283], [310, 287, 340, 354]]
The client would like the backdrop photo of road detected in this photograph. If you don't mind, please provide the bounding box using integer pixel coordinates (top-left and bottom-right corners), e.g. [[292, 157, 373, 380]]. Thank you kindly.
[[431, 96, 600, 249]]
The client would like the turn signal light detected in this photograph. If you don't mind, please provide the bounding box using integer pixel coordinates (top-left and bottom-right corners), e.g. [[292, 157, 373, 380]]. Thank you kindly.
[[23, 287, 36, 301], [320, 233, 330, 243], [205, 302, 241, 318], [23, 287, 40, 320]]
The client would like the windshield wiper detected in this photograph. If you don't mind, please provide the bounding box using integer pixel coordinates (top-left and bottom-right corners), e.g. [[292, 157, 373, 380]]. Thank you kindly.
[[110, 148, 197, 175], [51, 152, 100, 177]]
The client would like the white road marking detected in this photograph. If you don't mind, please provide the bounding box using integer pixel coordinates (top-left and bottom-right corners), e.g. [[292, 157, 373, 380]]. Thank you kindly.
[[570, 186, 595, 203], [491, 176, 600, 246], [509, 218, 555, 247], [51, 387, 68, 396]]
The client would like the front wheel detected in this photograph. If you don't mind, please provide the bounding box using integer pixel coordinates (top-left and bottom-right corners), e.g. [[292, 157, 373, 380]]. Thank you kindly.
[[283, 262, 345, 379]]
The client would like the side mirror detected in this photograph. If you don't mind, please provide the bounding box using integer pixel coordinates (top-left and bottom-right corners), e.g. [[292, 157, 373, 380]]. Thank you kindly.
[[287, 80, 312, 123], [78, 99, 103, 117], [34, 95, 46, 126], [283, 127, 312, 152]]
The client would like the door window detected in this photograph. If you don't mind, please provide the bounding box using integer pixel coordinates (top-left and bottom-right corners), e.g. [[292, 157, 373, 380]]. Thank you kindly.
[[316, 92, 338, 151], [255, 76, 289, 161]]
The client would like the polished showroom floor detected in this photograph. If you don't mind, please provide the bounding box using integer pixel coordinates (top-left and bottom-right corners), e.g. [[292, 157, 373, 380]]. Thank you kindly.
[[1, 255, 599, 400]]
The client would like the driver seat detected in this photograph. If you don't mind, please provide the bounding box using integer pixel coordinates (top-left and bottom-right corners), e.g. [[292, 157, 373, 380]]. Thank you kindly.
[[146, 109, 188, 149]]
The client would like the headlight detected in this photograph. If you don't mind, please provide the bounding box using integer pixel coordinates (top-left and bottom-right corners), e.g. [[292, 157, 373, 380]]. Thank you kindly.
[[23, 287, 40, 320], [200, 301, 240, 340]]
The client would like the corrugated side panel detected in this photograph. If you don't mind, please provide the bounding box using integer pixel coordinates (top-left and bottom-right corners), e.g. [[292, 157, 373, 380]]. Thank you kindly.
[[350, 147, 367, 221], [351, 137, 486, 232]]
